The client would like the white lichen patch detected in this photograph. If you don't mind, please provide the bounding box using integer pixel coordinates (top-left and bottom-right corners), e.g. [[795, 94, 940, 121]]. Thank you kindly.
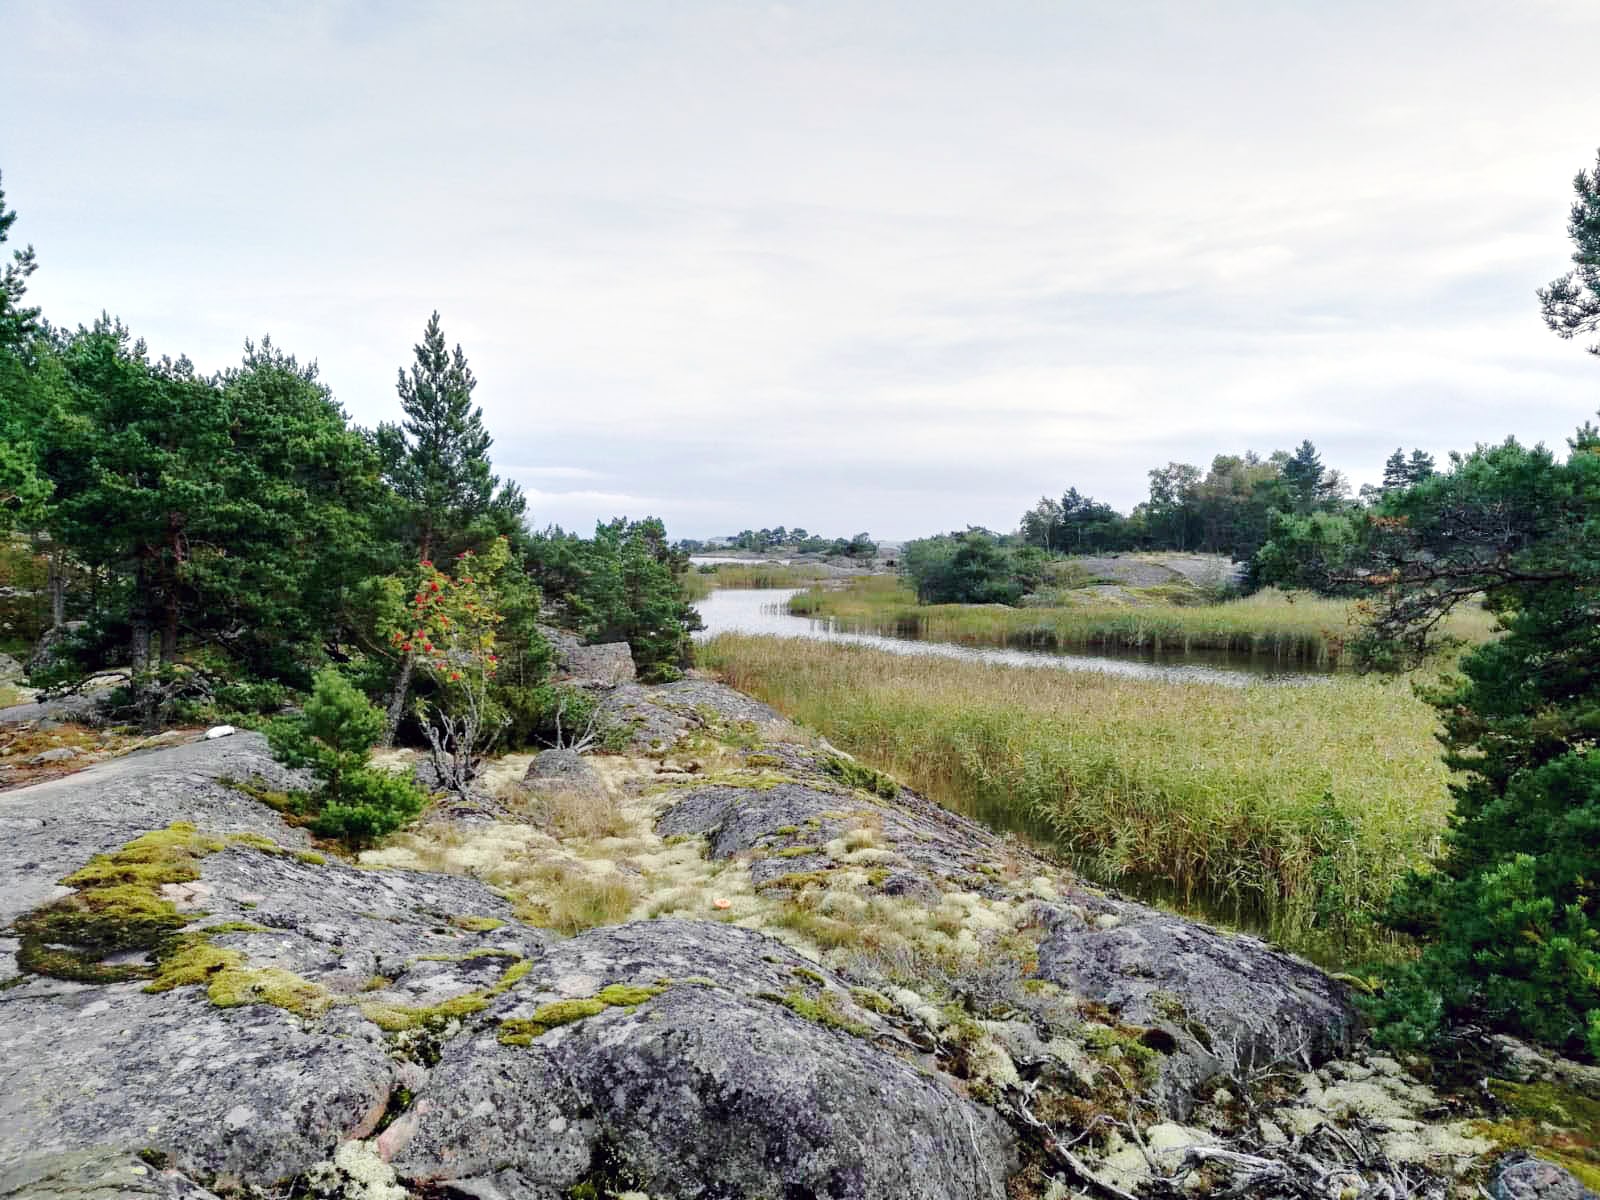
[[304, 1139, 408, 1200]]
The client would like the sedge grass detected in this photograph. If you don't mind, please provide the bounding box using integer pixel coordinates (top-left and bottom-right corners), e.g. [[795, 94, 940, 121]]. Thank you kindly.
[[700, 632, 1457, 963], [789, 576, 1496, 668], [682, 563, 836, 602]]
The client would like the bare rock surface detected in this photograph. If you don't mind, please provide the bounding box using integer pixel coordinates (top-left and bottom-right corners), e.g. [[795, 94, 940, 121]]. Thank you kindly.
[[0, 1149, 221, 1199], [1037, 908, 1358, 1115], [1493, 1154, 1599, 1200], [539, 623, 636, 684], [395, 920, 1016, 1200], [0, 733, 312, 926], [1, 987, 395, 1183], [601, 675, 785, 751], [0, 652, 22, 684]]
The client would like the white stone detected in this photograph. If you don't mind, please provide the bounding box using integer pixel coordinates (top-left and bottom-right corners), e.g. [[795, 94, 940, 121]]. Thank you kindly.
[[204, 724, 236, 739]]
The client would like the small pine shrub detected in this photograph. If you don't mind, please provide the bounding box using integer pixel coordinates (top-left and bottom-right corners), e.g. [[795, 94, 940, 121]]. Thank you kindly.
[[266, 670, 426, 848]]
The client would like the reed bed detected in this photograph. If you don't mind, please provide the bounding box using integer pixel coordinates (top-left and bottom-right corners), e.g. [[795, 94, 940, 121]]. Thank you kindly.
[[789, 577, 1496, 668], [700, 633, 1456, 963], [681, 563, 834, 601]]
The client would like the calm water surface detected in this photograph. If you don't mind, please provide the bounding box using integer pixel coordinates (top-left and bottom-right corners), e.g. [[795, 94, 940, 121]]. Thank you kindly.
[[693, 588, 1331, 687]]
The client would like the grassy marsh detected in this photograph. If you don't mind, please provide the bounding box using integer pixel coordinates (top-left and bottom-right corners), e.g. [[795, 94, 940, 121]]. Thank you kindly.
[[788, 575, 1496, 668], [701, 632, 1458, 962]]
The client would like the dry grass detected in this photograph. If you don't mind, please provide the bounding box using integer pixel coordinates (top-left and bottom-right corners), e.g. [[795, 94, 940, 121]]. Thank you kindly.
[[700, 633, 1459, 962], [521, 783, 633, 841]]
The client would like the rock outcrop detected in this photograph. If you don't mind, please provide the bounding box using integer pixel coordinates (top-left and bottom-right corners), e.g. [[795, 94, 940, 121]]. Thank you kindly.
[[25, 620, 85, 675], [539, 623, 637, 685], [0, 676, 1570, 1197]]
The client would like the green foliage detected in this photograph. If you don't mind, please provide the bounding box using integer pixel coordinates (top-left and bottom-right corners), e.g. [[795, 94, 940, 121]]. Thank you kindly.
[[266, 670, 425, 847], [901, 530, 1047, 605], [1539, 147, 1600, 355], [1340, 412, 1600, 1060], [527, 517, 702, 681], [376, 311, 524, 559]]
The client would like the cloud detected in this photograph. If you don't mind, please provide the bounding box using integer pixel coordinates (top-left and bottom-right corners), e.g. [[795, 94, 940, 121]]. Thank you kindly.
[[4, 0, 1597, 538]]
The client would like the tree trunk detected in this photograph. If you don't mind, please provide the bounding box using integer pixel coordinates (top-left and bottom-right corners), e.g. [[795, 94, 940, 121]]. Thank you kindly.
[[381, 533, 431, 747], [47, 549, 65, 628], [161, 525, 183, 665], [381, 652, 415, 748], [161, 592, 179, 665]]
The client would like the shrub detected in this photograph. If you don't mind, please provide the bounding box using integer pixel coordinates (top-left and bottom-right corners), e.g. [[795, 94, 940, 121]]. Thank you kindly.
[[266, 669, 426, 848]]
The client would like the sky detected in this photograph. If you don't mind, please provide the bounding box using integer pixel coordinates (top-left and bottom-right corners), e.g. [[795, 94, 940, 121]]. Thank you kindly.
[[3, 1, 1598, 540]]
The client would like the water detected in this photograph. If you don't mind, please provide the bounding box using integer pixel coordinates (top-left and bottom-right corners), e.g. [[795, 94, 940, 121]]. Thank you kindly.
[[689, 555, 795, 566], [693, 587, 1331, 686]]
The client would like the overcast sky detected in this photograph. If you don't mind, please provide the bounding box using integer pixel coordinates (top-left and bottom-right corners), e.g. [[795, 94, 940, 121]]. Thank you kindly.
[[4, 1, 1598, 539]]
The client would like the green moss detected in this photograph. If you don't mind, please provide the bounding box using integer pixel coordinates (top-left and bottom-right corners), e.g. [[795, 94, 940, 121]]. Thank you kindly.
[[362, 991, 491, 1032], [850, 986, 895, 1015], [146, 935, 246, 992], [774, 825, 801, 835], [1081, 1022, 1161, 1086], [790, 966, 827, 985], [498, 982, 668, 1045], [1488, 1079, 1600, 1130], [361, 957, 529, 1031], [450, 915, 506, 932], [11, 823, 233, 981], [756, 987, 870, 1038], [820, 755, 899, 799], [773, 845, 823, 859], [295, 851, 327, 866], [209, 966, 332, 1016], [745, 754, 785, 768]]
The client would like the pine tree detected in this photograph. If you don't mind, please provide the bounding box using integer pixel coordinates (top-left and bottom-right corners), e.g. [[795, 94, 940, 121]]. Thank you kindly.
[[1538, 147, 1600, 355], [0, 170, 39, 352], [1381, 448, 1409, 493], [1281, 440, 1325, 514], [376, 312, 524, 741]]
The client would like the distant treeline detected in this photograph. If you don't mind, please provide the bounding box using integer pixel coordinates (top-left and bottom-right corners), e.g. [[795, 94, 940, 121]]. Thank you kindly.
[[1016, 441, 1435, 560], [676, 527, 878, 558]]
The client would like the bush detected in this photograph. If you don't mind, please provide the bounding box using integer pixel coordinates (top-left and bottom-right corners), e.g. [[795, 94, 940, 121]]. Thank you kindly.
[[265, 669, 426, 848]]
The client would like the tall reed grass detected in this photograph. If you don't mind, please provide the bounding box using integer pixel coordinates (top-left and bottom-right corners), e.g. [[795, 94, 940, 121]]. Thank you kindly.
[[700, 633, 1456, 963], [789, 576, 1496, 668], [681, 563, 834, 601]]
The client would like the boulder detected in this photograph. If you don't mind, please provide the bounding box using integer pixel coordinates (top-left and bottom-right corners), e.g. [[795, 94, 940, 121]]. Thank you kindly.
[[1493, 1153, 1599, 1200], [539, 624, 636, 684], [1036, 908, 1358, 1115], [522, 747, 605, 798], [393, 921, 1017, 1200], [0, 691, 104, 726], [25, 620, 85, 675], [0, 652, 22, 685]]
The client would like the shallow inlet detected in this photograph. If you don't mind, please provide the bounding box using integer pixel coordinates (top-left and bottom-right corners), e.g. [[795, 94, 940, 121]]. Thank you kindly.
[[693, 587, 1334, 687]]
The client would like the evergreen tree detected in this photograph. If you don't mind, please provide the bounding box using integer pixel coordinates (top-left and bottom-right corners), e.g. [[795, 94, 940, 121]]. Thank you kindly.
[[1381, 448, 1409, 493], [1538, 146, 1600, 354], [0, 173, 49, 531], [1355, 426, 1600, 1058], [0, 170, 39, 352], [375, 312, 525, 739], [1280, 440, 1325, 514], [1406, 448, 1435, 484]]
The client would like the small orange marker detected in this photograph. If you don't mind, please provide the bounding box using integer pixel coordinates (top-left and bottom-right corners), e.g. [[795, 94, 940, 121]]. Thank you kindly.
[[712, 897, 732, 910]]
